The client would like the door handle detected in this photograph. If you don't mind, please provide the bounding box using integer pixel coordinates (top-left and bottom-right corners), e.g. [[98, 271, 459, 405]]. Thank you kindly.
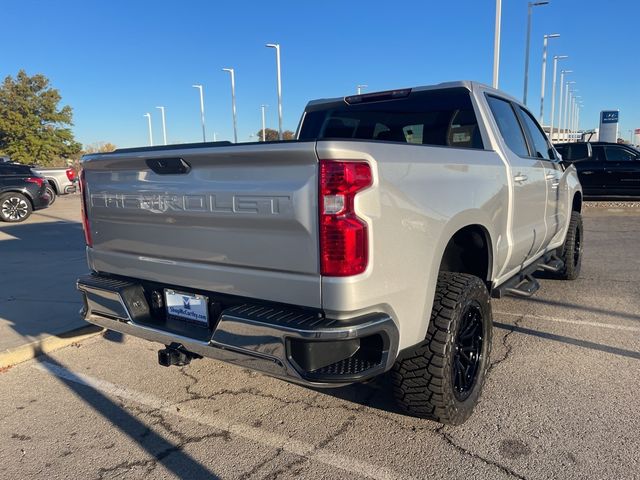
[[545, 173, 559, 180], [513, 174, 528, 183]]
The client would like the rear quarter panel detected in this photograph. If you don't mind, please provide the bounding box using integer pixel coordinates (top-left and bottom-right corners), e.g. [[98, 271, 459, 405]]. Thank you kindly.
[[317, 140, 509, 350]]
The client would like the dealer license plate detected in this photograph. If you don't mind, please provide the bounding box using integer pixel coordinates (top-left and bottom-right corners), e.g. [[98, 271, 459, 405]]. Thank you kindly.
[[164, 289, 209, 326]]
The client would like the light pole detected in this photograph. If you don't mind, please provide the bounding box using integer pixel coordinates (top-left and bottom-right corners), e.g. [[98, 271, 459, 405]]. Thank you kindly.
[[266, 43, 283, 140], [539, 33, 560, 124], [260, 104, 268, 141], [357, 84, 368, 95], [564, 81, 576, 141], [572, 97, 581, 141], [222, 68, 238, 143], [557, 69, 572, 143], [192, 84, 206, 142], [493, 0, 502, 88], [523, 1, 550, 104], [549, 55, 567, 141], [143, 113, 153, 146], [156, 106, 167, 145]]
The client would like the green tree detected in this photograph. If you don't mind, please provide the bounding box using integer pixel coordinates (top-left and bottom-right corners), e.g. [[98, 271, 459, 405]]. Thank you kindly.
[[257, 128, 295, 141], [0, 70, 81, 166]]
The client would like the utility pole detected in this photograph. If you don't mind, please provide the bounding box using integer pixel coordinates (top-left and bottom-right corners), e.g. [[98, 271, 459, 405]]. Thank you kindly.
[[493, 0, 502, 88], [222, 68, 238, 143], [143, 113, 153, 146], [266, 43, 283, 140], [260, 104, 268, 141], [523, 1, 550, 104], [156, 106, 167, 145]]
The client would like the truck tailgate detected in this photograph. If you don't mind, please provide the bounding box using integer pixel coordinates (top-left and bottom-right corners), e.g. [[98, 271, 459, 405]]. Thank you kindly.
[[82, 141, 321, 307]]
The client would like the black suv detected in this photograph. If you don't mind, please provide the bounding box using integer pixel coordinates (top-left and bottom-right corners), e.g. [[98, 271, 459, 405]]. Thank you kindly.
[[0, 160, 50, 222], [554, 142, 640, 197]]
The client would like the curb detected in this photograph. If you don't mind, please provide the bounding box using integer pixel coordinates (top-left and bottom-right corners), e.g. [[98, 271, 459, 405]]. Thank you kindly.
[[0, 325, 104, 369]]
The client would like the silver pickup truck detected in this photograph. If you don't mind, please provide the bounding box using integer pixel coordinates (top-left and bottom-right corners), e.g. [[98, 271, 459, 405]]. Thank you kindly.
[[32, 166, 78, 205], [77, 81, 582, 424]]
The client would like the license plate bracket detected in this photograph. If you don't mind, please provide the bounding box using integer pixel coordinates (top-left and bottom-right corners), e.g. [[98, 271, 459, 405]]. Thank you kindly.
[[164, 289, 209, 327]]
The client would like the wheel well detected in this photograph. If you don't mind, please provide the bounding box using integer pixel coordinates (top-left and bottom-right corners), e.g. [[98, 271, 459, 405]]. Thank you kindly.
[[0, 190, 34, 210], [572, 192, 582, 212], [47, 180, 58, 194], [439, 225, 492, 283]]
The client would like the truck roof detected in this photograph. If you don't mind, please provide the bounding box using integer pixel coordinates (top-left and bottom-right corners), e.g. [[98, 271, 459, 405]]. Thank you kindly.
[[305, 80, 519, 108]]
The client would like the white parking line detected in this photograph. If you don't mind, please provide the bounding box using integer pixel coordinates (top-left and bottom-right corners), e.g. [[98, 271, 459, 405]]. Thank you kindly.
[[494, 310, 640, 333], [33, 362, 413, 480]]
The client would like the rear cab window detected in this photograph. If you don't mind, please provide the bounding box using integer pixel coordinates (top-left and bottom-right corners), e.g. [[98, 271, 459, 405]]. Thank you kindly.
[[485, 96, 529, 157], [298, 87, 484, 150]]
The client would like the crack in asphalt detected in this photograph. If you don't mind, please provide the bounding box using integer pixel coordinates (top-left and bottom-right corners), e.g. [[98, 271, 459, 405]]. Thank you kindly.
[[94, 428, 228, 480], [174, 367, 437, 436], [487, 314, 524, 377], [237, 448, 284, 480], [435, 425, 527, 480]]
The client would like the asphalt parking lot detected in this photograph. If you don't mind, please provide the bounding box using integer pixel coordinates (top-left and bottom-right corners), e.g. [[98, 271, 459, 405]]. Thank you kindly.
[[1, 196, 639, 480]]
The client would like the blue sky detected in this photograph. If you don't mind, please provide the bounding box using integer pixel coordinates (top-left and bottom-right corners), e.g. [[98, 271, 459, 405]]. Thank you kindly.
[[2, 0, 639, 148]]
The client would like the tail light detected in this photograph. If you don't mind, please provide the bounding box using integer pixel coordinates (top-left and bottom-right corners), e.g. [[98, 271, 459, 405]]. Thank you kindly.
[[79, 169, 93, 247], [26, 177, 44, 188], [66, 168, 76, 182], [319, 160, 372, 276]]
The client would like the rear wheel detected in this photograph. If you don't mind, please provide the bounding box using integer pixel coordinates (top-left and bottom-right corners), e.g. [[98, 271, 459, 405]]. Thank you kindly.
[[391, 272, 492, 425], [46, 185, 56, 206], [0, 193, 32, 222], [555, 211, 583, 280]]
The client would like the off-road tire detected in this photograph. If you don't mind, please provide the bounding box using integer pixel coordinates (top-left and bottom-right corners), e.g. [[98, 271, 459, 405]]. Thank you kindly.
[[391, 272, 492, 425], [0, 192, 32, 223], [556, 211, 583, 280]]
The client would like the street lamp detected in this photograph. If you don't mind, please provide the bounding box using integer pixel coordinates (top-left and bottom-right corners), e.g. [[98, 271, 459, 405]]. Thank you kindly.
[[222, 68, 238, 143], [192, 84, 206, 142], [260, 104, 268, 141], [266, 43, 283, 140], [549, 55, 568, 141], [156, 106, 167, 145], [539, 33, 560, 124], [564, 81, 576, 141], [357, 84, 368, 95], [557, 69, 572, 142], [523, 1, 550, 104], [572, 96, 581, 141], [143, 113, 153, 146], [493, 0, 502, 88]]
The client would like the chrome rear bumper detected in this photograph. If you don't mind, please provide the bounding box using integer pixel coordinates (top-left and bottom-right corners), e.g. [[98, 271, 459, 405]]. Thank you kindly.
[[77, 273, 399, 387]]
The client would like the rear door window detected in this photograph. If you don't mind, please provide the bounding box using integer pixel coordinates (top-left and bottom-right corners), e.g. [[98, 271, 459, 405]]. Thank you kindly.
[[299, 87, 484, 149], [486, 96, 529, 157], [604, 146, 636, 162], [518, 107, 555, 160]]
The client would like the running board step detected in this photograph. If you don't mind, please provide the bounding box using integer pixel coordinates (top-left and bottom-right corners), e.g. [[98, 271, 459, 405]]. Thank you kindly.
[[504, 274, 540, 298], [538, 256, 564, 273]]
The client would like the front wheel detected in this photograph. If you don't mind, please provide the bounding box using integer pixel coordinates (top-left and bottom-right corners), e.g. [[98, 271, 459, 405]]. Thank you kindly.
[[391, 272, 492, 425], [45, 185, 56, 206], [0, 193, 32, 222]]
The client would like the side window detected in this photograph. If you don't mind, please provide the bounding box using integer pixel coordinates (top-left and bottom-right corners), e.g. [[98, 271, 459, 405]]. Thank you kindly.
[[486, 96, 529, 157], [518, 107, 554, 160], [604, 146, 636, 162]]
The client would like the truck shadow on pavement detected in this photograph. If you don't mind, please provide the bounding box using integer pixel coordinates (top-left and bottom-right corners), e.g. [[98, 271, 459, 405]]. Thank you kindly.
[[34, 350, 221, 479]]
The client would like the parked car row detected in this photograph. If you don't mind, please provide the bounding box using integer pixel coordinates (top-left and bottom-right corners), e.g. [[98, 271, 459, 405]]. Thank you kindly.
[[555, 141, 640, 197], [32, 166, 78, 205], [0, 160, 50, 222]]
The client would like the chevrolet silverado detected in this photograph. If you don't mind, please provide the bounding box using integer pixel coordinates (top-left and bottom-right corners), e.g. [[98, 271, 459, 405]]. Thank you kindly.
[[77, 81, 583, 424]]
